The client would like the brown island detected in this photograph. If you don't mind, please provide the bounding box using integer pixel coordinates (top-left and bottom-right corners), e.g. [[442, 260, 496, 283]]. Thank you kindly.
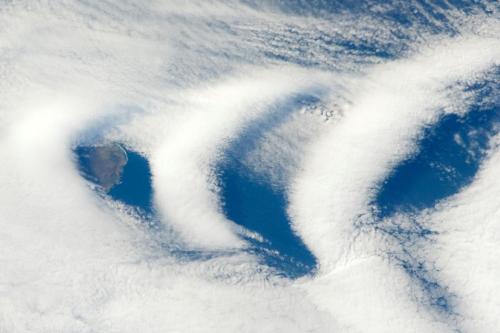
[[86, 144, 128, 191]]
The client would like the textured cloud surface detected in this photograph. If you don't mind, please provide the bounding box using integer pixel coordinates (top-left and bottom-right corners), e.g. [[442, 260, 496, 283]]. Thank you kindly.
[[0, 1, 499, 332]]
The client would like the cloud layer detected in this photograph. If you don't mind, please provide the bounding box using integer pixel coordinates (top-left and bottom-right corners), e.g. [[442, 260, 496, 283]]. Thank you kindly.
[[0, 1, 499, 332]]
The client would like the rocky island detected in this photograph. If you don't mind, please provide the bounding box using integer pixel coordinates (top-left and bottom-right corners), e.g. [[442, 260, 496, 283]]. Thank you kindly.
[[76, 143, 128, 191]]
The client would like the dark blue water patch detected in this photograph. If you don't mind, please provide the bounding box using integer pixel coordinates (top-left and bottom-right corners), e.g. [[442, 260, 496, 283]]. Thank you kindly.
[[374, 107, 499, 219], [332, 38, 394, 59], [109, 149, 154, 215], [370, 73, 499, 318], [258, 29, 396, 71], [246, 0, 497, 17], [369, 216, 435, 247], [216, 94, 320, 278], [247, 0, 499, 66], [75, 144, 154, 217], [389, 251, 456, 314], [372, 217, 454, 312], [219, 165, 317, 278]]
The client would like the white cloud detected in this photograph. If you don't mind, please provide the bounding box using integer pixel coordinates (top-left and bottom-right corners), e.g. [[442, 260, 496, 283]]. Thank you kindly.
[[421, 136, 500, 332], [288, 34, 500, 271], [151, 66, 334, 249], [0, 1, 498, 332]]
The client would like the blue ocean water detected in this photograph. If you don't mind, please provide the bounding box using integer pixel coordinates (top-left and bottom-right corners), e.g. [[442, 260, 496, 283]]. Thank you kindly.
[[71, 2, 498, 286], [376, 108, 499, 218], [219, 164, 316, 278], [75, 145, 154, 216], [109, 150, 153, 215], [371, 74, 499, 313], [375, 77, 500, 218], [217, 95, 320, 278], [73, 80, 498, 283]]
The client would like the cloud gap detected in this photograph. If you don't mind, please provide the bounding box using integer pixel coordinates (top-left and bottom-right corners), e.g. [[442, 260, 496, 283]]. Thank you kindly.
[[366, 68, 499, 319], [216, 93, 327, 278]]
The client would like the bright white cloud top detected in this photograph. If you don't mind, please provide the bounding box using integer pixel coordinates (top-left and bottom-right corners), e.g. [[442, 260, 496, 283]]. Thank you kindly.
[[0, 1, 499, 332]]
